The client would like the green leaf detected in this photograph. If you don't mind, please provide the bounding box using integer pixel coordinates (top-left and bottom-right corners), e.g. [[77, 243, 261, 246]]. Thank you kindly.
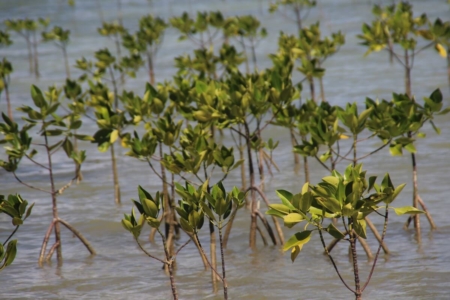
[[180, 218, 193, 233], [266, 208, 287, 218], [290, 245, 301, 263], [146, 216, 160, 228], [138, 185, 152, 203], [283, 213, 304, 228], [268, 203, 291, 215], [31, 85, 46, 108], [430, 121, 441, 135], [70, 120, 82, 130], [385, 183, 406, 204], [322, 176, 339, 186], [389, 143, 403, 156], [62, 138, 74, 158], [283, 230, 312, 252], [74, 134, 94, 141], [43, 129, 63, 136], [12, 217, 22, 226], [368, 176, 377, 192], [24, 202, 34, 220], [142, 198, 158, 218], [326, 223, 346, 239], [0, 240, 17, 270], [200, 201, 216, 222], [110, 129, 119, 143], [275, 190, 296, 210], [195, 81, 208, 94], [121, 218, 133, 232], [353, 219, 367, 239], [404, 143, 416, 153], [392, 206, 424, 215]]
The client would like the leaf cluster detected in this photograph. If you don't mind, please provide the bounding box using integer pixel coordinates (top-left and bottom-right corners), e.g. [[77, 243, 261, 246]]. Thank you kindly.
[[267, 164, 422, 261]]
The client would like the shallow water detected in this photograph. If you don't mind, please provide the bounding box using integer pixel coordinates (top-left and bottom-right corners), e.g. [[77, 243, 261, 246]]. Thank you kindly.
[[1, 0, 450, 299]]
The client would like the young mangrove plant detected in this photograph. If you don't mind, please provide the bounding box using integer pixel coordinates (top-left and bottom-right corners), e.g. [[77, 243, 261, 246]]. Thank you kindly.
[[0, 194, 33, 271], [293, 100, 390, 256], [0, 86, 95, 266], [189, 71, 291, 248], [98, 21, 127, 84], [122, 15, 168, 85], [223, 15, 267, 73], [267, 163, 423, 300], [271, 22, 344, 173], [358, 2, 450, 238], [42, 26, 72, 78], [430, 19, 450, 87], [175, 181, 246, 300], [4, 18, 50, 78], [122, 186, 191, 300], [0, 30, 13, 120], [170, 11, 225, 50], [76, 47, 142, 204], [365, 90, 449, 236], [269, 0, 317, 32]]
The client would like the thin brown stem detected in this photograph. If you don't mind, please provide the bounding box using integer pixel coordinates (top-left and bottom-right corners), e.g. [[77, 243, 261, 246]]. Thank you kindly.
[[218, 220, 228, 300], [135, 237, 167, 264], [256, 225, 268, 246], [319, 229, 354, 293], [4, 226, 19, 244], [349, 221, 362, 299], [365, 217, 389, 254], [194, 233, 224, 282], [39, 220, 55, 266], [45, 241, 60, 262], [255, 211, 277, 245], [157, 228, 178, 300], [243, 121, 257, 248], [356, 233, 373, 260], [57, 218, 96, 255], [44, 132, 63, 265], [246, 186, 284, 244], [417, 195, 436, 229], [110, 143, 121, 204], [362, 207, 389, 292], [13, 172, 51, 194]]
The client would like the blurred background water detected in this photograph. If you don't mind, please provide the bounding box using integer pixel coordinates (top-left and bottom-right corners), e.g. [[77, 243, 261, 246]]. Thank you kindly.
[[1, 0, 450, 299]]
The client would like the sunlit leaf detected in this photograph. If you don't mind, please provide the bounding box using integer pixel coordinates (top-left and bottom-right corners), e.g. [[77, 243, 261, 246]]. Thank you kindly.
[[283, 230, 312, 252], [392, 206, 424, 215]]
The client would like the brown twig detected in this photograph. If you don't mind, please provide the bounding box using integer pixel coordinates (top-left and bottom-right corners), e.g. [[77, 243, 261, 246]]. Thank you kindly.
[[319, 229, 355, 293], [362, 206, 389, 292], [57, 218, 96, 255]]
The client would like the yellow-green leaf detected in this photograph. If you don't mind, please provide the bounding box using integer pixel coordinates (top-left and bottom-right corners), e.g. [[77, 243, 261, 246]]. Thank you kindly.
[[392, 206, 424, 216], [110, 129, 119, 143], [283, 230, 312, 252], [283, 213, 304, 228], [435, 43, 447, 58]]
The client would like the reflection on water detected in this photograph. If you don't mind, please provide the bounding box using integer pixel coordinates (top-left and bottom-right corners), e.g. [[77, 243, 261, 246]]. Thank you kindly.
[[1, 0, 450, 299]]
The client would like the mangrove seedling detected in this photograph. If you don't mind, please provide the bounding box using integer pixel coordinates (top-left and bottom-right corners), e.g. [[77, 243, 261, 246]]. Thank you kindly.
[[358, 2, 449, 238], [269, 0, 317, 32], [122, 15, 167, 85], [0, 30, 13, 120], [267, 163, 423, 300], [122, 186, 191, 300], [0, 86, 96, 266], [4, 18, 50, 78], [175, 181, 246, 300], [42, 26, 72, 78]]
